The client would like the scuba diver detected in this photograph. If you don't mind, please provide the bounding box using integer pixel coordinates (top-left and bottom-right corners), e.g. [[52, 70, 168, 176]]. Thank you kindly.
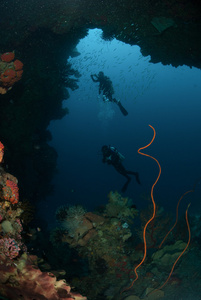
[[101, 145, 141, 192], [90, 71, 128, 116]]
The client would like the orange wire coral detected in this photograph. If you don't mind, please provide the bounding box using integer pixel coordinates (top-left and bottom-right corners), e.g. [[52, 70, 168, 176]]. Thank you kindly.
[[122, 124, 161, 292], [159, 190, 193, 249], [122, 125, 193, 297], [154, 203, 191, 292], [121, 125, 197, 295]]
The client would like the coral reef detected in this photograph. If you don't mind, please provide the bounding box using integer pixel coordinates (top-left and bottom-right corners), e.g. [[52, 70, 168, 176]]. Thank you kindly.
[[48, 128, 201, 300], [0, 170, 19, 205], [56, 205, 87, 239], [52, 192, 139, 298], [136, 205, 172, 249], [0, 145, 23, 264], [0, 253, 87, 300], [106, 191, 138, 221], [0, 142, 87, 299], [18, 199, 35, 225], [151, 240, 188, 271], [2, 179, 19, 204], [54, 192, 138, 251], [0, 52, 23, 94]]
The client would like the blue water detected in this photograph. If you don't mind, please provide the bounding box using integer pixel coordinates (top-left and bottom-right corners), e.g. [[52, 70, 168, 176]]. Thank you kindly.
[[40, 29, 201, 227]]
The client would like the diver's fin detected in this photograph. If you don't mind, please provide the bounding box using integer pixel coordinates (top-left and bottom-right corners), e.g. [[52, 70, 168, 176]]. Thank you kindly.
[[127, 171, 141, 185], [134, 172, 141, 185], [117, 101, 128, 116], [121, 177, 131, 192]]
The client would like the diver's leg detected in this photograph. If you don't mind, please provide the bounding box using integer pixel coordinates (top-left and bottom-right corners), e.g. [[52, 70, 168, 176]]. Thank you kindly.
[[121, 176, 131, 192], [113, 98, 128, 116], [117, 169, 132, 193], [127, 171, 141, 185], [117, 101, 128, 116]]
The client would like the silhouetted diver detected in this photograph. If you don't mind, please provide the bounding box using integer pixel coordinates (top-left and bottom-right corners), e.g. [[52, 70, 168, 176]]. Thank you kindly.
[[91, 71, 128, 116], [101, 145, 141, 192]]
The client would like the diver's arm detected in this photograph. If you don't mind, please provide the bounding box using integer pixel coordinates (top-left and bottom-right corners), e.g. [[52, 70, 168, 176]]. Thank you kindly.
[[90, 74, 99, 82], [103, 155, 112, 164]]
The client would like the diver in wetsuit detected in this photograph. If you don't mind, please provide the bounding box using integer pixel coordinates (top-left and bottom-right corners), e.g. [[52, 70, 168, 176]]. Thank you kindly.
[[91, 71, 128, 116], [101, 145, 141, 192]]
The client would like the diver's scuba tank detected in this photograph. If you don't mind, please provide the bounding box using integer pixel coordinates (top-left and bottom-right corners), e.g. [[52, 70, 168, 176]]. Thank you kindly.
[[117, 152, 125, 161], [110, 147, 125, 161]]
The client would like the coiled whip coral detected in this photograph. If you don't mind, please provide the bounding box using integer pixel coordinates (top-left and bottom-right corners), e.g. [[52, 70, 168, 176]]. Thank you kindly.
[[122, 125, 192, 296], [122, 125, 161, 293]]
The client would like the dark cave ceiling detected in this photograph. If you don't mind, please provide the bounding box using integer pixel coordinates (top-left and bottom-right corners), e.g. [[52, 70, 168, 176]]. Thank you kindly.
[[1, 0, 201, 69]]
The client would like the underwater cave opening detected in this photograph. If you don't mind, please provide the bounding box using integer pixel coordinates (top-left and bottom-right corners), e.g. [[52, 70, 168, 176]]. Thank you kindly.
[[38, 28, 201, 230]]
